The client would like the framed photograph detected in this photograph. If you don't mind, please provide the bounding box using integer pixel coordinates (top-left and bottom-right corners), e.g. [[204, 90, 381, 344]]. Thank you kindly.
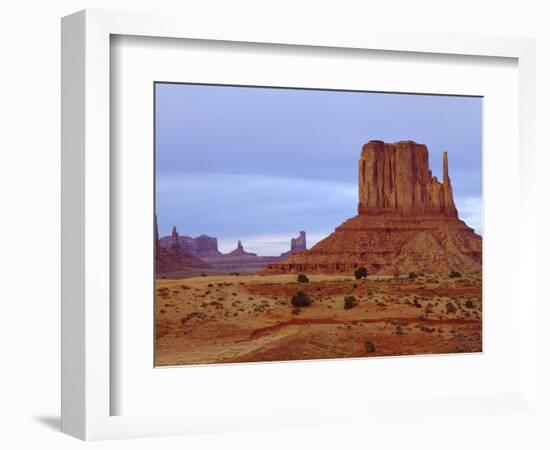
[[153, 83, 483, 367], [62, 9, 538, 441]]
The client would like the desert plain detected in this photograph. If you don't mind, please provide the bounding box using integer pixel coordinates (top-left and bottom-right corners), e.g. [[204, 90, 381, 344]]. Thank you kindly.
[[155, 272, 482, 366]]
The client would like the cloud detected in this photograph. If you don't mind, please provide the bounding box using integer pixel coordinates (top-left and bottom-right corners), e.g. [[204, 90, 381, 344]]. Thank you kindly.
[[156, 173, 356, 254], [455, 196, 483, 235]]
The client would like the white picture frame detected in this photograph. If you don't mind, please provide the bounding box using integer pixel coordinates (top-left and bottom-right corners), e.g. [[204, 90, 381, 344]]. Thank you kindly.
[[61, 9, 538, 441]]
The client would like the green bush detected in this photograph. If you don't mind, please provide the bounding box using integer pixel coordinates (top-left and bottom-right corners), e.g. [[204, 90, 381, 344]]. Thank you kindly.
[[354, 267, 368, 280], [449, 271, 462, 278], [408, 272, 417, 279], [291, 291, 312, 307], [344, 295, 358, 310], [297, 273, 309, 283], [445, 302, 457, 314]]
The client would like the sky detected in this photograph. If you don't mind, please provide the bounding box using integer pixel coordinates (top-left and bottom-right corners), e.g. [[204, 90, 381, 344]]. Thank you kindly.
[[155, 83, 482, 256]]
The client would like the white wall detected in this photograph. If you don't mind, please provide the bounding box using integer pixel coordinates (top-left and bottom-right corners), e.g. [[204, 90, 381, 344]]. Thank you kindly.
[[1, 1, 548, 449]]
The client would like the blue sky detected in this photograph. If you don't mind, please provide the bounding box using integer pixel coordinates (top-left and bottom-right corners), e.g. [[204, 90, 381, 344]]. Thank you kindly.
[[156, 83, 482, 255]]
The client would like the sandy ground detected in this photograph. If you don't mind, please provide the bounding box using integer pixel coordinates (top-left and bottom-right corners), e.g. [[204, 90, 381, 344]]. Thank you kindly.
[[155, 273, 482, 366]]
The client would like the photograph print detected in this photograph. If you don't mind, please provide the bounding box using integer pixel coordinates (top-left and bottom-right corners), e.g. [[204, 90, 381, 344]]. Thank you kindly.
[[154, 83, 482, 366]]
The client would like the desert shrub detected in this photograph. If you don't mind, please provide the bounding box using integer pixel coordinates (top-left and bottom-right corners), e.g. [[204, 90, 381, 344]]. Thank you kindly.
[[354, 267, 368, 280], [449, 271, 462, 278], [344, 295, 358, 310], [445, 302, 457, 314], [408, 272, 418, 279], [297, 273, 309, 283], [291, 290, 312, 307], [464, 299, 474, 309], [180, 284, 190, 290], [364, 341, 376, 353], [230, 272, 240, 276], [201, 272, 207, 277], [157, 287, 170, 298]]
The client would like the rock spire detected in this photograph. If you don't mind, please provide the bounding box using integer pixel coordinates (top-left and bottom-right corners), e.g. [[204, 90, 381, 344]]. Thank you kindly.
[[227, 240, 257, 257], [169, 226, 182, 253]]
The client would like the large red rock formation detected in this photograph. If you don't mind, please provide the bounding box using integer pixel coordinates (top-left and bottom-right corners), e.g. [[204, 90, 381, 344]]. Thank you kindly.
[[265, 141, 481, 275]]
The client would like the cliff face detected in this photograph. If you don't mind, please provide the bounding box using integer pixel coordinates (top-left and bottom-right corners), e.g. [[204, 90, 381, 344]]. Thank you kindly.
[[265, 140, 481, 275], [358, 140, 457, 216]]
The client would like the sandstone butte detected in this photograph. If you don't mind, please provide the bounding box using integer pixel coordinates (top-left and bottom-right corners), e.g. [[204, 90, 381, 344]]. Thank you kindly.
[[265, 140, 482, 275], [280, 231, 307, 258], [155, 220, 211, 275], [226, 240, 258, 257]]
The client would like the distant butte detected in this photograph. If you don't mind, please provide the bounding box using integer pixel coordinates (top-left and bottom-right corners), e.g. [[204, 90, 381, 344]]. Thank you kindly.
[[280, 231, 307, 258], [265, 140, 482, 275], [155, 220, 211, 276], [159, 233, 223, 258], [226, 240, 258, 257]]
